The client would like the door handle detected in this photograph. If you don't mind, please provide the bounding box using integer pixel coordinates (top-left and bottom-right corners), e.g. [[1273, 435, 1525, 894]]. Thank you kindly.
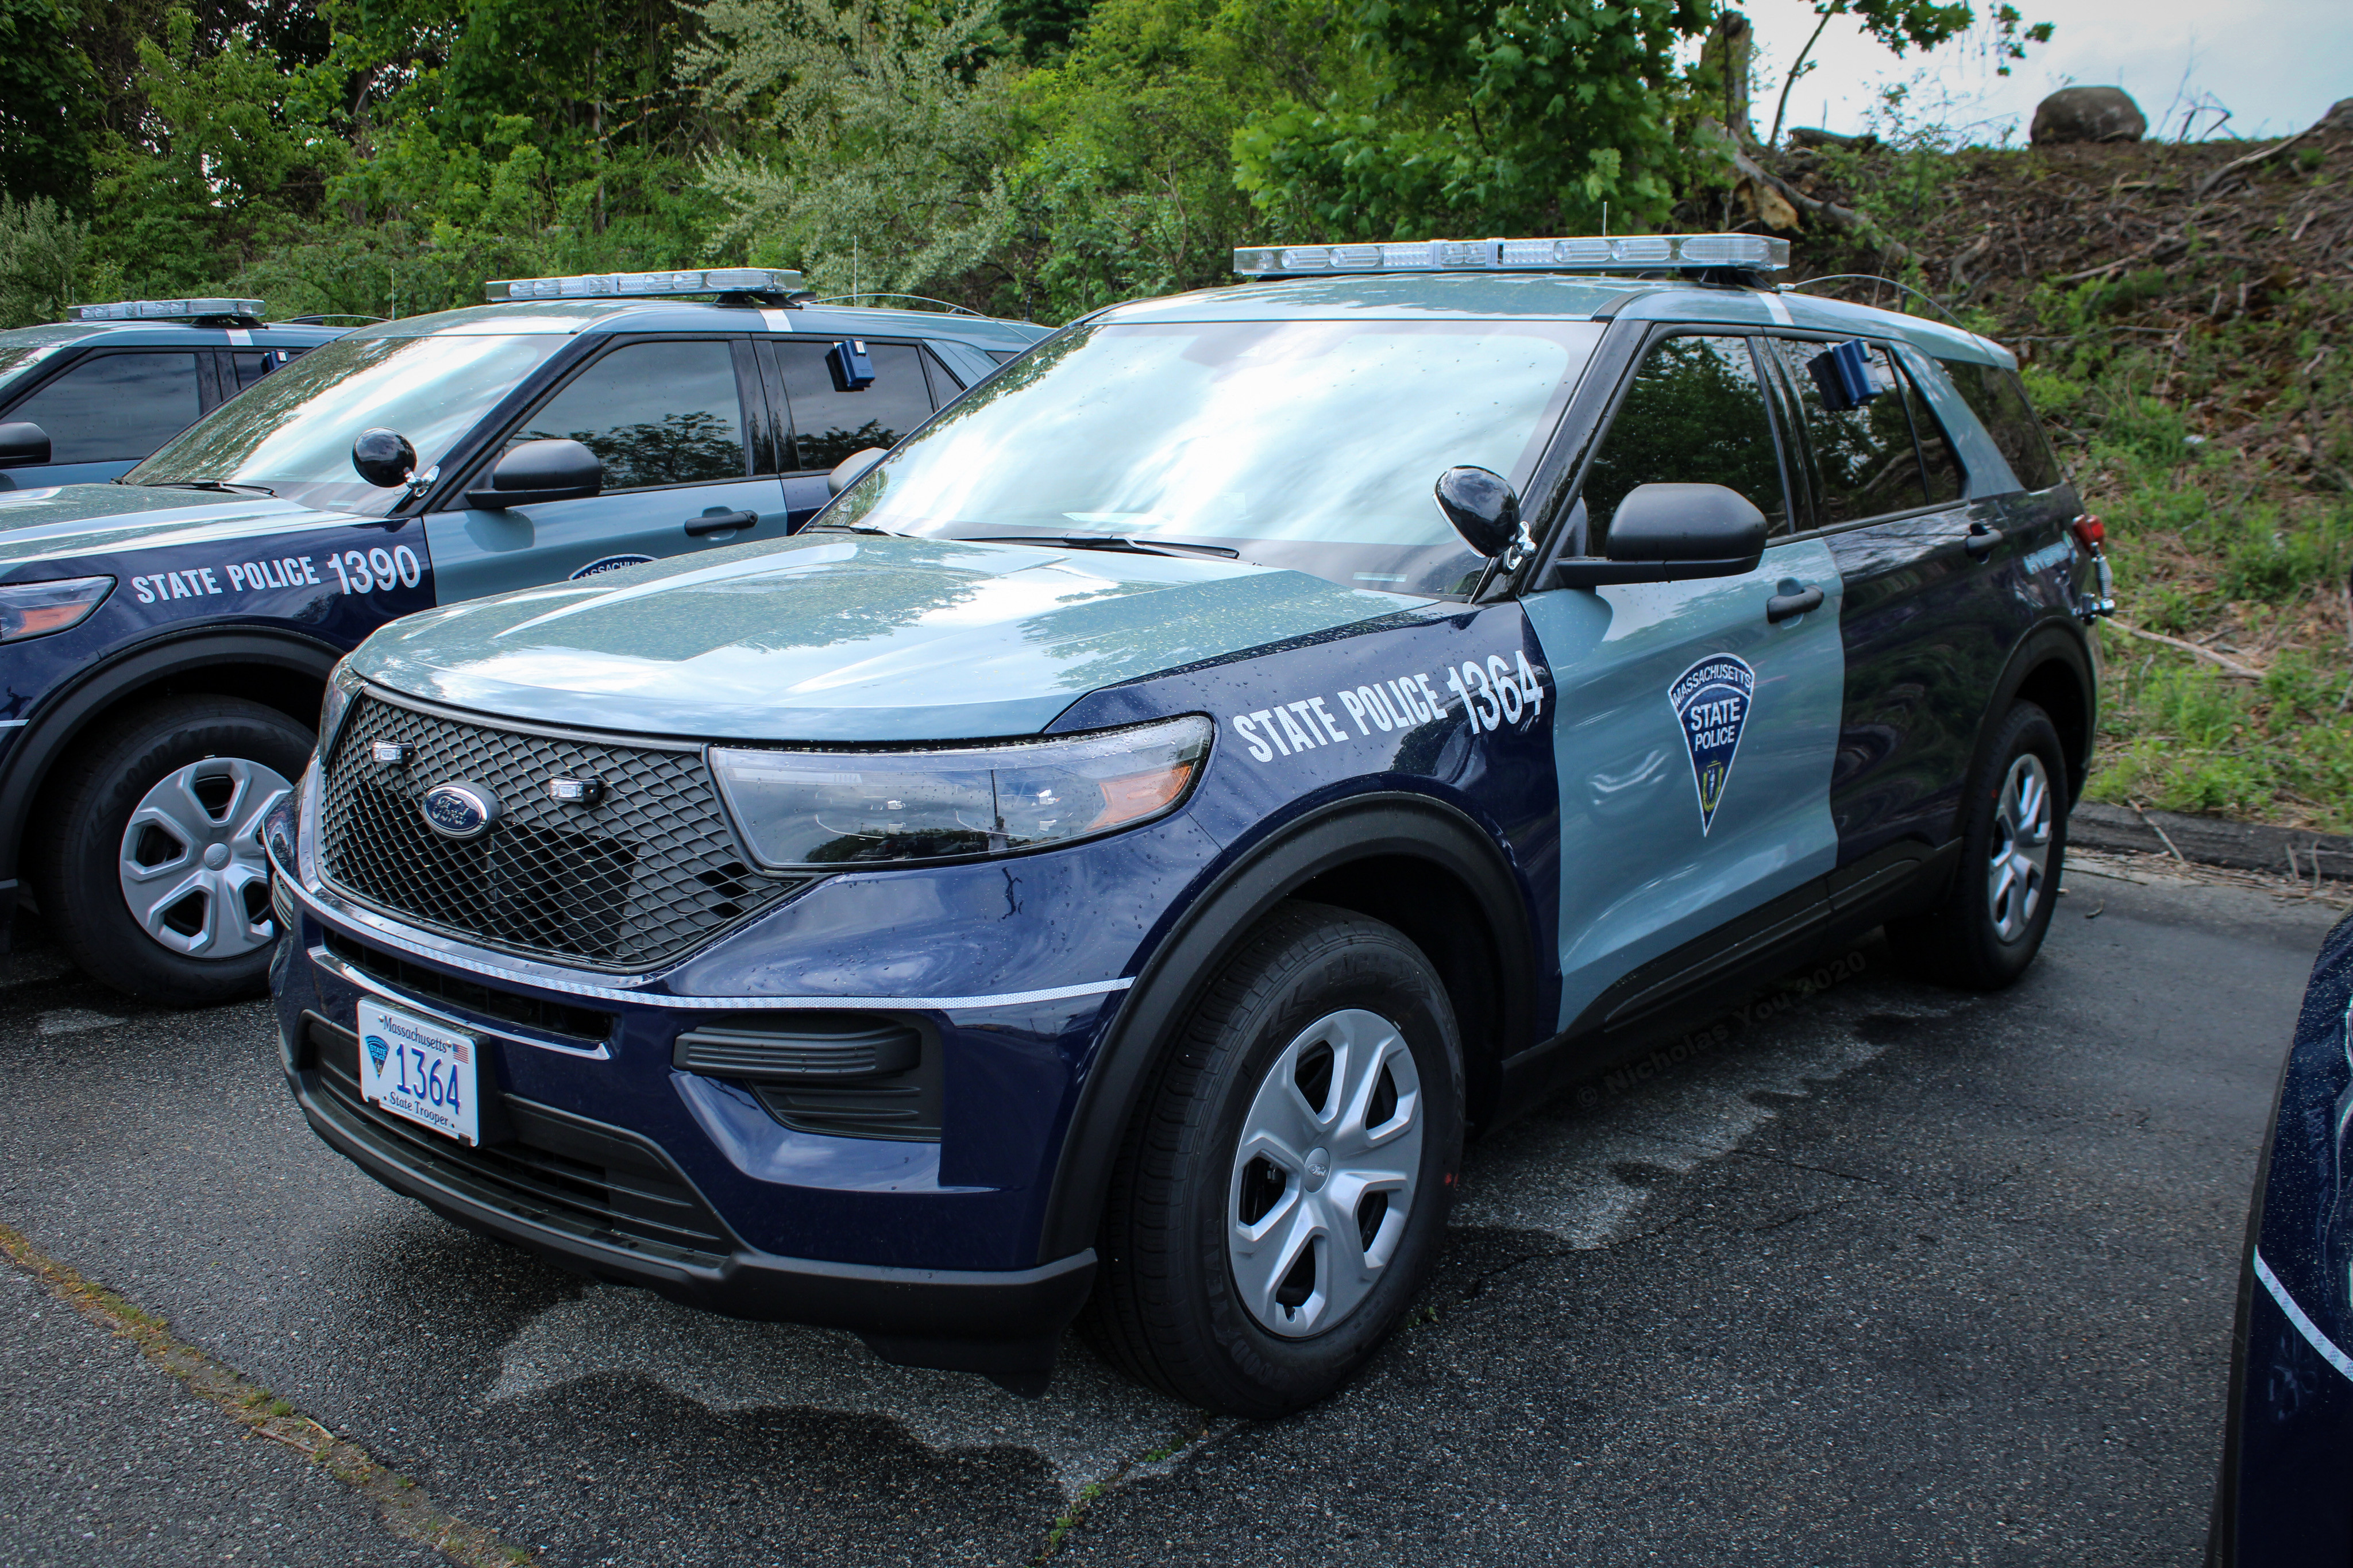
[[686, 509, 759, 536], [1965, 522, 2004, 558], [1766, 585, 1824, 623]]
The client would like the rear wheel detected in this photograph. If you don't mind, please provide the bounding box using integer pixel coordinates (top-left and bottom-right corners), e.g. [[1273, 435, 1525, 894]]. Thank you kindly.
[[37, 697, 310, 1005], [1086, 902, 1464, 1416], [1884, 701, 2066, 990]]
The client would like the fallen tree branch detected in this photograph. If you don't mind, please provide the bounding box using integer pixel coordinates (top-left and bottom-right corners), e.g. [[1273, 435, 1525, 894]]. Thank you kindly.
[[1703, 121, 1915, 264], [2194, 103, 2349, 199], [2053, 232, 2189, 285], [2108, 617, 2265, 679]]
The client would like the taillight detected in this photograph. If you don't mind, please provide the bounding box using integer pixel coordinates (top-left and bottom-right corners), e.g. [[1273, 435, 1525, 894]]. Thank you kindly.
[[2073, 515, 2105, 549]]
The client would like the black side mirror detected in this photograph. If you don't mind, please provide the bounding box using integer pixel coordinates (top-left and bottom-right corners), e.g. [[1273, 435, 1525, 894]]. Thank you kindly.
[[0, 422, 52, 470], [352, 428, 417, 488], [1434, 466, 1534, 567], [827, 447, 889, 497], [1553, 484, 1768, 587], [466, 439, 603, 511]]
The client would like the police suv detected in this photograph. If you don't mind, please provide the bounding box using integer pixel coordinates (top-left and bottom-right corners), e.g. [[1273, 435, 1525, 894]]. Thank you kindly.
[[0, 272, 1045, 1003], [0, 298, 350, 488], [268, 235, 2110, 1415]]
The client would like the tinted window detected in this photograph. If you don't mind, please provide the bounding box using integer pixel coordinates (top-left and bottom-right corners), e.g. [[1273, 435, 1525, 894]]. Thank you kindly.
[[1766, 338, 1926, 523], [7, 351, 200, 463], [1579, 335, 1787, 542], [233, 349, 308, 389], [986, 349, 1023, 365], [779, 341, 936, 471], [1896, 364, 1966, 505], [1939, 359, 2063, 491], [514, 339, 747, 491]]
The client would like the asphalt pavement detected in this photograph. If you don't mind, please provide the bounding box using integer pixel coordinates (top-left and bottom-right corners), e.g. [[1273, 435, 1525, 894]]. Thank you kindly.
[[0, 853, 2337, 1567]]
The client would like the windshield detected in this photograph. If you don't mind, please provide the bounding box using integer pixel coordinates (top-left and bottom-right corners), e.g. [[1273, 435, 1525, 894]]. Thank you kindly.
[[0, 342, 59, 395], [126, 332, 569, 514], [830, 318, 1603, 597]]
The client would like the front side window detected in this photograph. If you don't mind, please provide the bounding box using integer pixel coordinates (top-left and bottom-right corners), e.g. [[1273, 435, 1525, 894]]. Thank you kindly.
[[511, 339, 749, 491], [8, 351, 200, 464], [828, 319, 1603, 598], [778, 341, 937, 472], [1578, 334, 1788, 545], [132, 331, 572, 515]]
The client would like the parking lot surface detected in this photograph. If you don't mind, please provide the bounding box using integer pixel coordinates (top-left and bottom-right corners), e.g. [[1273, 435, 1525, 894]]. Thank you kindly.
[[0, 856, 2336, 1566]]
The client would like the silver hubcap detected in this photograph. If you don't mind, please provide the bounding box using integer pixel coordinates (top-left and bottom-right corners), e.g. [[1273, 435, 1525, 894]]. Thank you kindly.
[[117, 756, 293, 960], [1228, 1009, 1424, 1338], [1986, 751, 2054, 944]]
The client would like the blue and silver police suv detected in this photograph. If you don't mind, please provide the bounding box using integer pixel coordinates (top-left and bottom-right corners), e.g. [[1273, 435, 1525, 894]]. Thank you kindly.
[[0, 296, 350, 488], [269, 234, 2112, 1413], [2207, 907, 2353, 1565], [0, 271, 1044, 1005]]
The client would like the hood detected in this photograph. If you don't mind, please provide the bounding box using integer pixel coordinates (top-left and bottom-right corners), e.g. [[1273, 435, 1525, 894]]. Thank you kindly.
[[0, 483, 357, 571], [352, 532, 1416, 741]]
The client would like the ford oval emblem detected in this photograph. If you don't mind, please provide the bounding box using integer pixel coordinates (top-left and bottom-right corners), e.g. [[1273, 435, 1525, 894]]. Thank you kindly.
[[420, 782, 500, 842]]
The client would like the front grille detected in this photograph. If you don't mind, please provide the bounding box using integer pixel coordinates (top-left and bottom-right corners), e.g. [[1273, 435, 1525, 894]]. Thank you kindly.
[[304, 1014, 733, 1265], [317, 693, 809, 970]]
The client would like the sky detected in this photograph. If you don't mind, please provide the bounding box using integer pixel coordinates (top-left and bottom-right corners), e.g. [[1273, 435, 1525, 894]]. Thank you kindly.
[[1739, 0, 2351, 146]]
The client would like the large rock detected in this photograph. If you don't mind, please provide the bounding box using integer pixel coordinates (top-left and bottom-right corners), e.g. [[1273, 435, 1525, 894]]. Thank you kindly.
[[2031, 86, 2148, 145]]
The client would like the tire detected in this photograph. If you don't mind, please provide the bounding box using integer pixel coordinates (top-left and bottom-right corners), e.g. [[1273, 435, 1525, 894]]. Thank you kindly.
[[1086, 901, 1465, 1416], [35, 697, 313, 1005], [1884, 701, 2067, 990]]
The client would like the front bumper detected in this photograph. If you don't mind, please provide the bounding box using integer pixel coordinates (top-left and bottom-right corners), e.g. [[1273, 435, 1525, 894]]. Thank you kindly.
[[286, 1002, 1091, 1378]]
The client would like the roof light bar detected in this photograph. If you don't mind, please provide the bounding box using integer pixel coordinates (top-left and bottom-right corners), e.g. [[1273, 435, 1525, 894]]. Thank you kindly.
[[485, 268, 807, 303], [1232, 234, 1790, 280], [68, 298, 265, 322]]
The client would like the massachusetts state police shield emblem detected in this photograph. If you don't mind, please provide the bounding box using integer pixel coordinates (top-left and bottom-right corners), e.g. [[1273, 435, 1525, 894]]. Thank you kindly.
[[1668, 655, 1756, 835]]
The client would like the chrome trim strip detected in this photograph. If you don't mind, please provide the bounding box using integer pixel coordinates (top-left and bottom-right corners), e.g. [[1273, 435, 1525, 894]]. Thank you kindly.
[[307, 944, 612, 1060], [286, 876, 1134, 1013], [2255, 1249, 2353, 1384]]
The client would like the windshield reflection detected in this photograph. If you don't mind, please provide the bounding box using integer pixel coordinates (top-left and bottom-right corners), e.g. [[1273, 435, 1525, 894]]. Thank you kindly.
[[834, 319, 1602, 598], [128, 333, 568, 516]]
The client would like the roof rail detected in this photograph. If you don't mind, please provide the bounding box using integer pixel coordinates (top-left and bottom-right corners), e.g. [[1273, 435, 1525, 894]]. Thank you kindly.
[[802, 293, 986, 317]]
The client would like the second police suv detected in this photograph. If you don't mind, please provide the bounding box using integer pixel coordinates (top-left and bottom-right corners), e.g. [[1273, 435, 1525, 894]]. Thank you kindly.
[[268, 234, 2112, 1414], [0, 273, 1044, 1002]]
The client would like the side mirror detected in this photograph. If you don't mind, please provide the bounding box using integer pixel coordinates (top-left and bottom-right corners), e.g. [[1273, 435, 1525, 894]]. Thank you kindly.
[[466, 439, 603, 511], [0, 422, 52, 470], [351, 428, 417, 488], [1434, 466, 1534, 567], [1554, 484, 1767, 587], [827, 447, 888, 497]]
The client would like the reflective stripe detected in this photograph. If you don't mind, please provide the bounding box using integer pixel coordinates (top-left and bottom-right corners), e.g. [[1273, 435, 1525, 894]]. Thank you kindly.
[[1762, 290, 1793, 327], [759, 307, 794, 333], [285, 875, 1133, 1012], [2255, 1249, 2353, 1384]]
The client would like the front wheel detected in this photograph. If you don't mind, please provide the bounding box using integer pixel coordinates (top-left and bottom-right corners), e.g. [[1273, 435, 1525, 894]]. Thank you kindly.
[[1086, 902, 1464, 1416], [1884, 700, 2067, 990], [36, 697, 312, 1005]]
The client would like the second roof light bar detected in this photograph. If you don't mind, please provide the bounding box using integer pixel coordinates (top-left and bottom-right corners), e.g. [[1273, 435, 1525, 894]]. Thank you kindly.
[[1233, 233, 1791, 280], [485, 268, 808, 303]]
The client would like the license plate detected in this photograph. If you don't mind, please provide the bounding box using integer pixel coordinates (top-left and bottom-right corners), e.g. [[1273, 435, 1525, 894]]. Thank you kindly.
[[356, 999, 480, 1146]]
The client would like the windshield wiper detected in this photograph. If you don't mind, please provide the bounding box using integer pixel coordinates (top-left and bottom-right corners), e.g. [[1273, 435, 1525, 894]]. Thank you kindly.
[[137, 479, 276, 497], [960, 533, 1239, 559]]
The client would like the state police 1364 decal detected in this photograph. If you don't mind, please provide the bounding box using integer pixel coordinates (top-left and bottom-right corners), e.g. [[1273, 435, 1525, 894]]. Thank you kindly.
[[1669, 655, 1754, 835]]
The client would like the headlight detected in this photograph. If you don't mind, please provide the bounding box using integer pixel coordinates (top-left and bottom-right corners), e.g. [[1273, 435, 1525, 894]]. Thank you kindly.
[[317, 662, 362, 752], [0, 576, 111, 642], [710, 714, 1213, 870]]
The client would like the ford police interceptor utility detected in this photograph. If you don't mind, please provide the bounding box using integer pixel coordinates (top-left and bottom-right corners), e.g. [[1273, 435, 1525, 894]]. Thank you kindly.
[[0, 298, 351, 488], [0, 271, 1046, 1003], [267, 234, 2111, 1415]]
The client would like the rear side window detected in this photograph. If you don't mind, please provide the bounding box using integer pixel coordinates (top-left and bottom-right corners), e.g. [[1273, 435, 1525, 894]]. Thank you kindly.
[[513, 339, 749, 491], [233, 348, 310, 389], [1895, 365, 1965, 505], [1580, 334, 1788, 542], [1939, 360, 2063, 492], [1765, 338, 1933, 523], [777, 341, 937, 472], [6, 350, 200, 463]]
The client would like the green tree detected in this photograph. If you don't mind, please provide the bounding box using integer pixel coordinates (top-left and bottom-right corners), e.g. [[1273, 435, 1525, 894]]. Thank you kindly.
[[0, 0, 99, 204], [0, 196, 88, 327]]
